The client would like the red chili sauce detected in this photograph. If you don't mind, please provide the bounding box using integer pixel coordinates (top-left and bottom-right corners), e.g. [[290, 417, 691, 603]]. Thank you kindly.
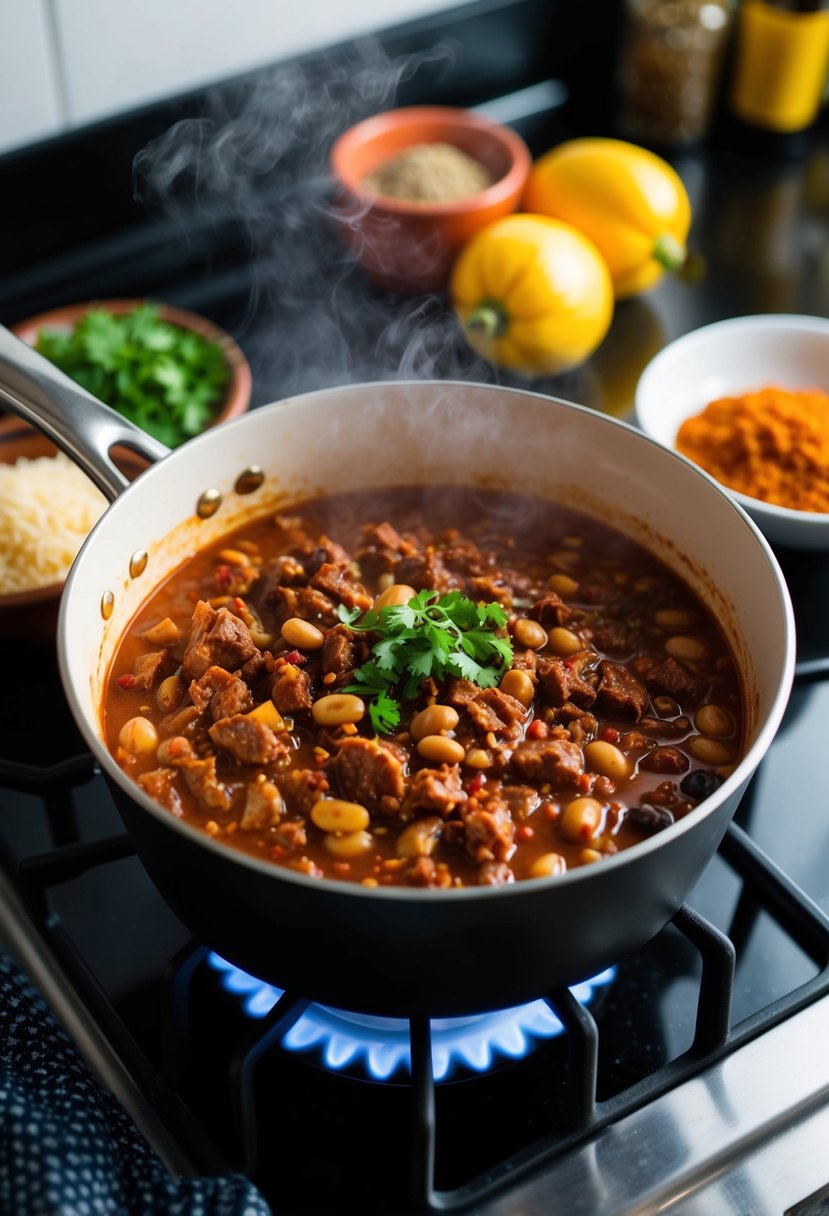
[[104, 486, 744, 888]]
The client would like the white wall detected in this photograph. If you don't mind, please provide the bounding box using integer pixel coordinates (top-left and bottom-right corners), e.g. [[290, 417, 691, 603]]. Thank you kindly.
[[0, 0, 465, 156]]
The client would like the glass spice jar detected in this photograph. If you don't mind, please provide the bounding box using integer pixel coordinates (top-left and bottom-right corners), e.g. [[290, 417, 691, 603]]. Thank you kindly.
[[616, 0, 736, 148]]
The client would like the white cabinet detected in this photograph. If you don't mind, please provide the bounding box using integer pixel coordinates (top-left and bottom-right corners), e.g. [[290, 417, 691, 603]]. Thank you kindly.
[[0, 0, 464, 155], [0, 0, 62, 155]]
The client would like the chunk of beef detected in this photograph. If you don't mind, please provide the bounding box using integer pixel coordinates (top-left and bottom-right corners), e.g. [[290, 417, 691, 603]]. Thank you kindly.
[[510, 738, 584, 786], [499, 785, 541, 821], [401, 856, 453, 889], [528, 591, 571, 628], [510, 649, 538, 674], [444, 678, 482, 711], [394, 548, 458, 592], [279, 768, 330, 817], [212, 676, 254, 721], [400, 765, 467, 818], [477, 861, 516, 885], [295, 586, 340, 627], [555, 706, 597, 749], [156, 736, 194, 765], [209, 714, 285, 765], [155, 736, 229, 810], [158, 705, 204, 739], [131, 649, 175, 691], [638, 746, 690, 774], [365, 521, 408, 552], [466, 688, 526, 741], [466, 575, 512, 608], [536, 653, 597, 709], [438, 537, 486, 576], [596, 661, 649, 722], [329, 737, 406, 810], [271, 664, 314, 714], [275, 819, 309, 851], [646, 657, 706, 705], [137, 768, 182, 816], [462, 798, 516, 863], [240, 778, 285, 830], [591, 621, 632, 655], [182, 601, 257, 681], [268, 584, 340, 628], [181, 755, 231, 812], [310, 561, 372, 613], [301, 538, 351, 576], [353, 521, 415, 579], [190, 666, 253, 720], [321, 624, 369, 678]]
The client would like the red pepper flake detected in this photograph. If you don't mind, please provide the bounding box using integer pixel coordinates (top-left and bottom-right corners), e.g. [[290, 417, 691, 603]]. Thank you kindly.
[[283, 649, 307, 666], [214, 564, 233, 593], [116, 674, 137, 689], [516, 825, 534, 842], [527, 719, 549, 740], [601, 726, 621, 744], [465, 772, 486, 796]]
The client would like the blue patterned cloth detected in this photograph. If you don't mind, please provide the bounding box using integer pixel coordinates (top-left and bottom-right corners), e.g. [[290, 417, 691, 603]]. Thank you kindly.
[[0, 948, 271, 1216]]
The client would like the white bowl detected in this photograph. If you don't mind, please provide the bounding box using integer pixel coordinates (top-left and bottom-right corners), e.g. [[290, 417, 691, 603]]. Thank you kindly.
[[634, 314, 829, 550]]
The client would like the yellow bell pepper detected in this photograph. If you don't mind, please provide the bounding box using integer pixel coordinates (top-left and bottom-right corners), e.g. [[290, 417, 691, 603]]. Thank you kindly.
[[450, 214, 614, 377], [523, 137, 696, 300]]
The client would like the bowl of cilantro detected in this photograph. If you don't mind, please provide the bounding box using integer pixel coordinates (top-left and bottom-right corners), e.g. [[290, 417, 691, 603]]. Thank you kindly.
[[6, 298, 251, 449]]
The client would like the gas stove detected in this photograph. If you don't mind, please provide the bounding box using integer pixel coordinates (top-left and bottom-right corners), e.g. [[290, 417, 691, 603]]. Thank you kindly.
[[1, 2, 829, 1213]]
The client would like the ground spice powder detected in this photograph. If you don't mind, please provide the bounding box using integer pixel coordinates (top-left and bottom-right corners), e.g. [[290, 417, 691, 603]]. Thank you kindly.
[[676, 384, 829, 512], [361, 142, 495, 203]]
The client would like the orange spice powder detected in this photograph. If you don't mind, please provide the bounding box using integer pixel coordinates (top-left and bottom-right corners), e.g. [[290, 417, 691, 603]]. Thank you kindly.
[[676, 384, 829, 513]]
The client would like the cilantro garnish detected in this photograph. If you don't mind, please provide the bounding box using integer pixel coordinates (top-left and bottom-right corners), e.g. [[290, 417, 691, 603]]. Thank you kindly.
[[340, 589, 513, 735], [35, 303, 230, 448]]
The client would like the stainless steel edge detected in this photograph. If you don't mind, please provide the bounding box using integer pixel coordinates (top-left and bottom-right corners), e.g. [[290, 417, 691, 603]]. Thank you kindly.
[[480, 996, 829, 1216]]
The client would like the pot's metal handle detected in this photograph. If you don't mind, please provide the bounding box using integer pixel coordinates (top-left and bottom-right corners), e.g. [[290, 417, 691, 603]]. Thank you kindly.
[[0, 322, 170, 502]]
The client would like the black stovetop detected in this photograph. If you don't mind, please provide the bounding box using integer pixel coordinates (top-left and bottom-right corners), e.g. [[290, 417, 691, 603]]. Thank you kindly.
[[2, 2, 829, 1212]]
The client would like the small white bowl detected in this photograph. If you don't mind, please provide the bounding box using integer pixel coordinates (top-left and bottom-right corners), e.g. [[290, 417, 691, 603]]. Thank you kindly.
[[634, 314, 829, 550]]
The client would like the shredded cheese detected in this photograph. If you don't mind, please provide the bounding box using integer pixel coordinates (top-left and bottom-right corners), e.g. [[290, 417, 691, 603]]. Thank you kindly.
[[0, 451, 106, 593]]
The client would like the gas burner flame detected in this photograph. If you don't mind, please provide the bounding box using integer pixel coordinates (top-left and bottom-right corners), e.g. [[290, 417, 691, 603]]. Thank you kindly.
[[208, 954, 615, 1082]]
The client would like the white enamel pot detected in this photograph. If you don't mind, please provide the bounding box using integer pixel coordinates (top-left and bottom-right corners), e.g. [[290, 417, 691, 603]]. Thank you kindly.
[[0, 325, 795, 1017]]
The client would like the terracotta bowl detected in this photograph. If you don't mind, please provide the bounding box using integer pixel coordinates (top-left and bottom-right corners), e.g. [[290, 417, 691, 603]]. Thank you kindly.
[[329, 105, 532, 294], [0, 299, 252, 640]]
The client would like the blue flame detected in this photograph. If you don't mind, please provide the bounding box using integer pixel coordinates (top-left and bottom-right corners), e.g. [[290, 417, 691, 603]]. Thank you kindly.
[[208, 953, 615, 1082]]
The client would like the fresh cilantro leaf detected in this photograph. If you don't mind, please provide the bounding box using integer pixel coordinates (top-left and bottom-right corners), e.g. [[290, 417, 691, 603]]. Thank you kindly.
[[341, 588, 513, 734], [34, 302, 231, 448], [370, 692, 401, 735]]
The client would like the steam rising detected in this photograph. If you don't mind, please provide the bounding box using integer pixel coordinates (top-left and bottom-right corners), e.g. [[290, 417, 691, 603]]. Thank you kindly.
[[132, 37, 594, 406]]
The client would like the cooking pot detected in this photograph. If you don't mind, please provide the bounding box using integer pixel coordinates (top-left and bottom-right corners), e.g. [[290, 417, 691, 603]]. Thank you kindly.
[[0, 324, 795, 1018]]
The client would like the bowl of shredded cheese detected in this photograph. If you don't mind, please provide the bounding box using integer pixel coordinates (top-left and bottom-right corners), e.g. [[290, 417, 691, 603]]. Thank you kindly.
[[0, 419, 145, 638], [634, 313, 829, 551]]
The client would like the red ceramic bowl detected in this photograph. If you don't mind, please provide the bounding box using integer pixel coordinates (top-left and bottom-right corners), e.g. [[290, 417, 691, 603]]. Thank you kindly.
[[330, 105, 532, 294]]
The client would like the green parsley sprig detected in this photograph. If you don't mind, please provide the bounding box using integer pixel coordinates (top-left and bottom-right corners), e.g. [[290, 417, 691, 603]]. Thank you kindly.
[[35, 303, 230, 448], [339, 589, 513, 735]]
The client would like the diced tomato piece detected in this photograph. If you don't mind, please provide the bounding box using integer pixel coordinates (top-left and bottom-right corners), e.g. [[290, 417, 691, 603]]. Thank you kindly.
[[527, 719, 549, 740], [116, 674, 137, 689], [214, 564, 233, 593]]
